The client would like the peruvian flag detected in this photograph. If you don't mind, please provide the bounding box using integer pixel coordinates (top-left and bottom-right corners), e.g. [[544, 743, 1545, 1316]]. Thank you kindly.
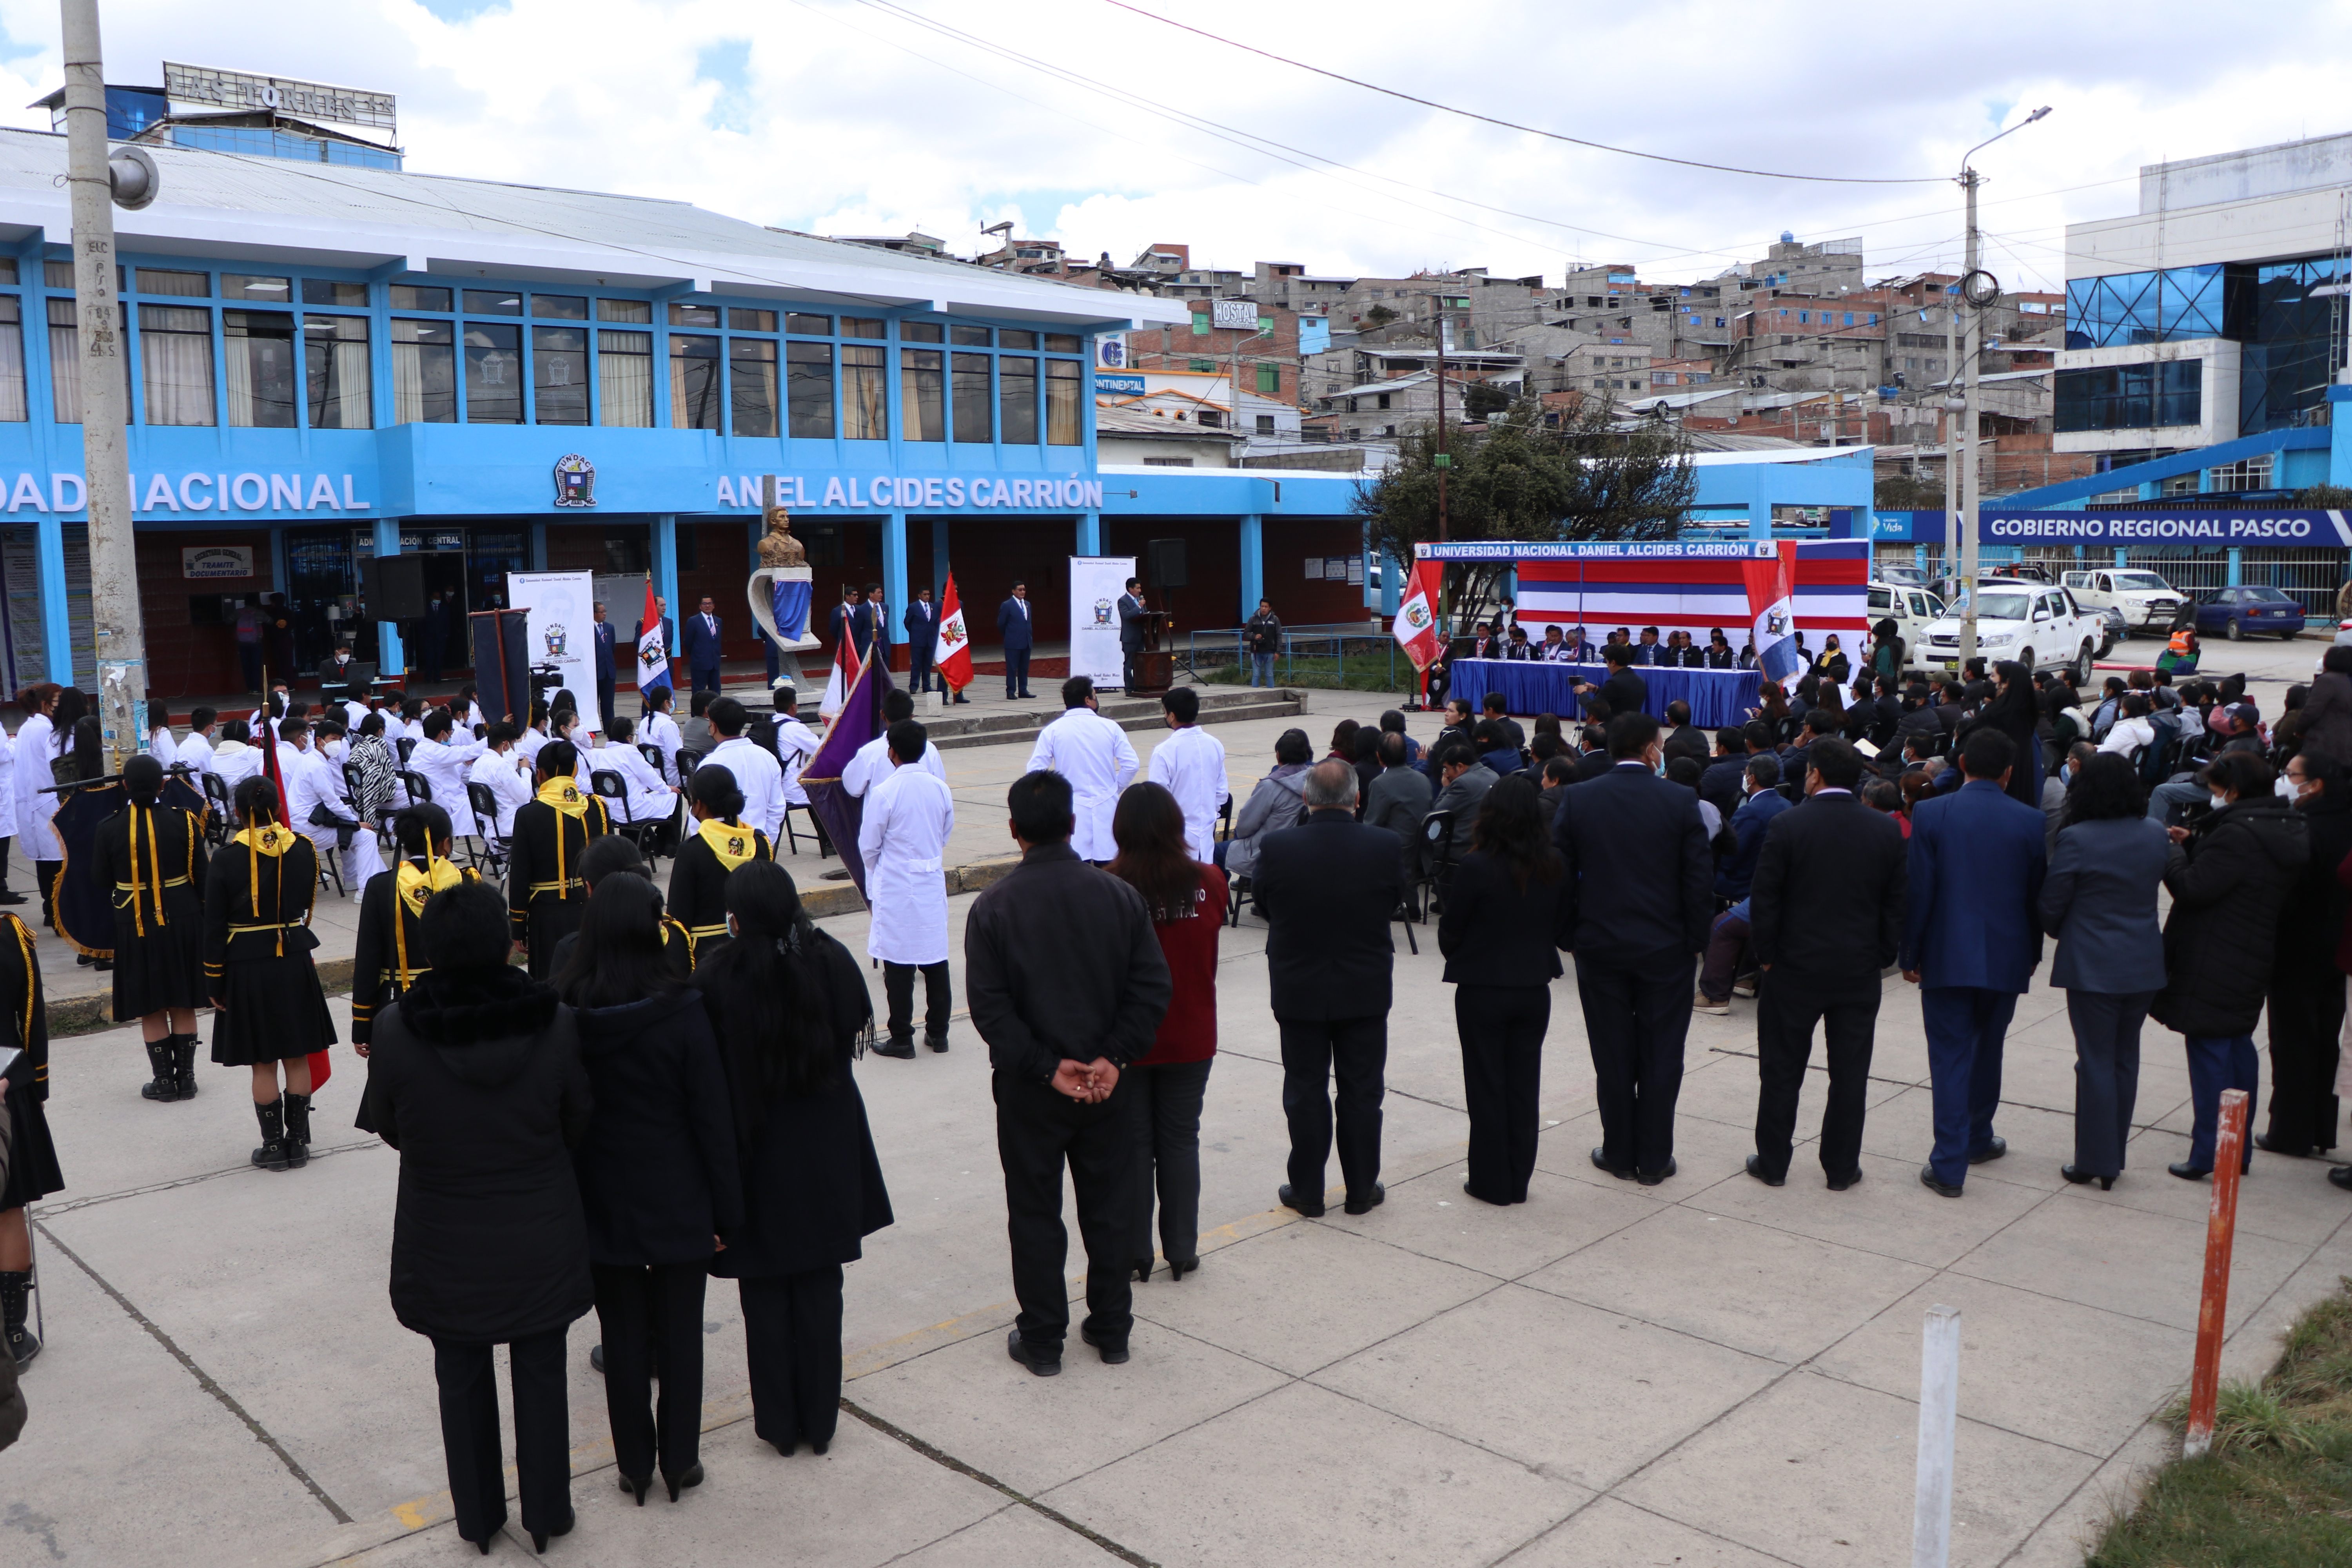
[[1392, 557, 1445, 671], [934, 572, 973, 694], [818, 622, 860, 720], [1742, 541, 1804, 685]]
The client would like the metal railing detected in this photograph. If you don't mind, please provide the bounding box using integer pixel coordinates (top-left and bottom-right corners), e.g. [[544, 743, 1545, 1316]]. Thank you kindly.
[[1188, 624, 1414, 694]]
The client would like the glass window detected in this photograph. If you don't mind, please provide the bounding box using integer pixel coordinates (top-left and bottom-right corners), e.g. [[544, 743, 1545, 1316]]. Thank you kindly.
[[1045, 359, 1080, 445], [390, 284, 452, 312], [728, 308, 777, 333], [462, 321, 522, 423], [301, 279, 367, 307], [901, 347, 943, 441], [1000, 329, 1036, 350], [597, 298, 652, 324], [0, 259, 16, 285], [222, 274, 291, 303], [530, 295, 588, 320], [532, 326, 589, 425], [2054, 361, 2201, 433], [786, 312, 831, 336], [464, 288, 521, 317], [841, 344, 884, 439], [135, 269, 208, 298], [304, 315, 369, 429], [670, 334, 720, 429], [1256, 362, 1279, 394], [841, 317, 885, 340], [42, 261, 72, 289], [138, 303, 215, 425], [729, 337, 777, 436], [1044, 333, 1079, 353], [223, 310, 297, 427], [999, 356, 1038, 444], [390, 318, 456, 424], [951, 352, 991, 442], [901, 321, 943, 343], [786, 341, 833, 437], [47, 298, 78, 423], [949, 325, 990, 347], [596, 329, 652, 426], [669, 303, 720, 328], [0, 298, 23, 422]]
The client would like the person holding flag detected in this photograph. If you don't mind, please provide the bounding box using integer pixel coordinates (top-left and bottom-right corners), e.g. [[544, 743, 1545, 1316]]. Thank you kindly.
[[637, 582, 673, 717], [934, 573, 973, 705], [1392, 558, 1445, 709]]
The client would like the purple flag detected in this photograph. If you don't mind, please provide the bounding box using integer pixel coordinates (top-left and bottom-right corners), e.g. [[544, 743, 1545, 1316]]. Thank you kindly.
[[800, 643, 891, 902]]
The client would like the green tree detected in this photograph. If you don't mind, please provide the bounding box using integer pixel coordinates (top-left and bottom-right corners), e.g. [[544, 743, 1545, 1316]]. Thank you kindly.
[[2296, 483, 2352, 509], [1355, 399, 1695, 633], [1461, 381, 1513, 420], [1875, 472, 1945, 510], [1365, 303, 1398, 326]]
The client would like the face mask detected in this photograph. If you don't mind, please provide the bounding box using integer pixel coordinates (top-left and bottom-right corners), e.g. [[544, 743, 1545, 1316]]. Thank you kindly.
[[1651, 755, 1667, 777], [2209, 790, 2231, 812], [326, 739, 347, 760]]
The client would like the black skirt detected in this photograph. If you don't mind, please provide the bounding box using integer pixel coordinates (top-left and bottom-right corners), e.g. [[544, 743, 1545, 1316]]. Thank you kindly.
[[110, 886, 207, 1020], [524, 896, 586, 981], [210, 952, 338, 1066], [0, 1082, 63, 1210]]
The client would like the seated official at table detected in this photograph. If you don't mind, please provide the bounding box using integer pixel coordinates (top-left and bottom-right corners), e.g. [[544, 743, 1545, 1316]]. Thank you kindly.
[[1538, 626, 1574, 662], [1560, 626, 1588, 662], [1705, 631, 1736, 669], [1503, 627, 1537, 661]]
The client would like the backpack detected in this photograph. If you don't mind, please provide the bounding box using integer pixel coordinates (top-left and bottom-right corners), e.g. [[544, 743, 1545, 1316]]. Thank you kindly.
[[2138, 711, 2181, 789]]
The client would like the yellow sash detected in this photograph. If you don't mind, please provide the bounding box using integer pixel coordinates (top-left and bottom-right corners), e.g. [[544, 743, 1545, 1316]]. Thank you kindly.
[[232, 824, 298, 955], [696, 817, 764, 873], [535, 777, 589, 817], [396, 853, 464, 917]]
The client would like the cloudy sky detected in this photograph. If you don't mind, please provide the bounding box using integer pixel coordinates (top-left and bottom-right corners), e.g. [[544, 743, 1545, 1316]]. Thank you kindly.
[[0, 0, 2342, 294]]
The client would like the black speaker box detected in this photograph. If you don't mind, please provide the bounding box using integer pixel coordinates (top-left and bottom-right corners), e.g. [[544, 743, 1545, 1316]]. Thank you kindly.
[[1147, 537, 1189, 590], [362, 554, 431, 621], [468, 610, 533, 723]]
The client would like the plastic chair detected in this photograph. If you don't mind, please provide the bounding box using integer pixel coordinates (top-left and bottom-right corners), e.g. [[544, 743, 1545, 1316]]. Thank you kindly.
[[200, 771, 234, 844], [1416, 808, 1459, 919], [396, 736, 417, 765], [589, 769, 652, 857], [465, 780, 510, 875]]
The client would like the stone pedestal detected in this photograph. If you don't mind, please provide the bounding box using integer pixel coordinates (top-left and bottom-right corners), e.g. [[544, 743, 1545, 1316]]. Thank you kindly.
[[748, 565, 824, 702]]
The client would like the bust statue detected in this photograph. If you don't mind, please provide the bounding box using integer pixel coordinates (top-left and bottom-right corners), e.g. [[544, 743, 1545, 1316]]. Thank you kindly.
[[757, 503, 806, 568]]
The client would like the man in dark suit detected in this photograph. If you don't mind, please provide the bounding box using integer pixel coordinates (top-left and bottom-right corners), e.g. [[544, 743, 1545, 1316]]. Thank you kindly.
[[1715, 755, 1789, 901], [852, 583, 885, 662], [1553, 711, 1713, 1183], [1252, 760, 1405, 1218], [996, 582, 1035, 699], [1746, 738, 1906, 1190], [1574, 642, 1647, 720], [590, 601, 617, 729], [1901, 728, 2048, 1196], [1699, 726, 1753, 819], [1117, 577, 1146, 693], [904, 586, 939, 693], [1631, 626, 1665, 666], [826, 585, 859, 655], [681, 595, 724, 693], [1661, 701, 1708, 766]]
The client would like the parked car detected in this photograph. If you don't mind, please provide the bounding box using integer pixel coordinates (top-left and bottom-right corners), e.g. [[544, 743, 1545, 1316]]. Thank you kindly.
[[1877, 564, 1929, 589], [1866, 579, 1945, 668], [2060, 568, 2187, 635], [2192, 584, 2308, 641], [1919, 580, 2103, 683], [1984, 561, 2055, 584], [2096, 606, 2126, 659]]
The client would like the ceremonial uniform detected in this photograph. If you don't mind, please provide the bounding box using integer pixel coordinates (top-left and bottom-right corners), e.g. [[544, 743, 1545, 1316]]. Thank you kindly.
[[706, 736, 786, 840], [350, 855, 480, 1047], [860, 764, 955, 1051], [506, 778, 611, 978], [1025, 706, 1139, 862], [92, 796, 208, 1023], [203, 823, 336, 1066], [0, 912, 62, 1213], [666, 817, 772, 968]]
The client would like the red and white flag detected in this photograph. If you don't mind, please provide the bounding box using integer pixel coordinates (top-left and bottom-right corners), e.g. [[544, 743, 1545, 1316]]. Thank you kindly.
[[818, 622, 860, 720], [934, 572, 973, 694], [1392, 557, 1446, 671]]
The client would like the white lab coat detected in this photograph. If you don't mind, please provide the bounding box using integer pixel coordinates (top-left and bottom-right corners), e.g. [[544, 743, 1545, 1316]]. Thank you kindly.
[[288, 746, 383, 886], [13, 713, 57, 860], [148, 726, 177, 763], [641, 710, 685, 784], [604, 743, 679, 826], [174, 730, 214, 777], [1146, 723, 1229, 863], [706, 737, 787, 840], [515, 728, 549, 763], [410, 735, 489, 837], [772, 716, 821, 804], [844, 734, 946, 799], [468, 749, 533, 837], [858, 762, 954, 965], [209, 739, 262, 794], [1025, 706, 1138, 860], [0, 725, 16, 841]]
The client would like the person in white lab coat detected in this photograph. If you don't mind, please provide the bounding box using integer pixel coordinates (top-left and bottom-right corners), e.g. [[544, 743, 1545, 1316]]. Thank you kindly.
[[640, 687, 686, 784], [147, 699, 177, 764], [845, 689, 947, 799], [704, 697, 786, 842], [467, 722, 534, 839], [1145, 687, 1228, 863], [208, 719, 264, 800], [281, 718, 383, 898], [0, 701, 18, 906], [175, 706, 219, 778], [515, 702, 551, 764], [860, 720, 955, 1058], [768, 686, 821, 807], [14, 686, 62, 926], [601, 715, 680, 833], [408, 710, 490, 838], [1025, 676, 1138, 863]]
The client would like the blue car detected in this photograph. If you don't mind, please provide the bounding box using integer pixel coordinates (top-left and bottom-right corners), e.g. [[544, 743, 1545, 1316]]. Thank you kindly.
[[2193, 584, 2308, 641]]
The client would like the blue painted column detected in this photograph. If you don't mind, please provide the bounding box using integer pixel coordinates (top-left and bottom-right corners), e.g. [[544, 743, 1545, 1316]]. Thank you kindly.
[[1075, 512, 1102, 557], [35, 512, 69, 686], [2114, 547, 2128, 567], [1239, 514, 1264, 622], [880, 510, 908, 659], [652, 515, 681, 645], [2226, 547, 2243, 587], [1748, 495, 1772, 538], [931, 517, 951, 597], [372, 515, 404, 675]]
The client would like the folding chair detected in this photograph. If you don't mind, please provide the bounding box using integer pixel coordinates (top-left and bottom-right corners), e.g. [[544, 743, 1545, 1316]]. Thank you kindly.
[[1416, 809, 1459, 918], [465, 780, 510, 876], [637, 742, 667, 781], [396, 769, 434, 811], [589, 769, 653, 859], [200, 771, 234, 846], [396, 736, 418, 766], [780, 799, 832, 858]]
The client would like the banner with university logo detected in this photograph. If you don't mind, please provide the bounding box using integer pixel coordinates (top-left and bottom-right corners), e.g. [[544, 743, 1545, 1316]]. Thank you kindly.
[[506, 571, 599, 733], [1068, 555, 1135, 691]]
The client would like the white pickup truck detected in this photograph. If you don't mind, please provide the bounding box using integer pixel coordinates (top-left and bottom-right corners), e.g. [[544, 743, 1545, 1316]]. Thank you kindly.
[[1919, 581, 2103, 684], [2059, 568, 2187, 635]]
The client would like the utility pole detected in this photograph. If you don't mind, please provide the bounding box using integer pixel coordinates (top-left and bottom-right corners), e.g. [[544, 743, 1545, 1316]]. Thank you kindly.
[[1428, 292, 1450, 541], [62, 0, 145, 774]]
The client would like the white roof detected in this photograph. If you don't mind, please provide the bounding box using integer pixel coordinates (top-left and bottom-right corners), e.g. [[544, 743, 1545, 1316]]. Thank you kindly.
[[0, 127, 1189, 328]]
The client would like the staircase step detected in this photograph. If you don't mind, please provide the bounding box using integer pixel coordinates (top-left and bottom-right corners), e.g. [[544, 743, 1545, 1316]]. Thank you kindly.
[[926, 689, 1303, 751]]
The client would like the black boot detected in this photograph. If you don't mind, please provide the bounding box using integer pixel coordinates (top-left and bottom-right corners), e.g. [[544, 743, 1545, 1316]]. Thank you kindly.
[[172, 1036, 199, 1101], [139, 1038, 179, 1103], [0, 1269, 37, 1366], [282, 1092, 313, 1169], [251, 1098, 290, 1172]]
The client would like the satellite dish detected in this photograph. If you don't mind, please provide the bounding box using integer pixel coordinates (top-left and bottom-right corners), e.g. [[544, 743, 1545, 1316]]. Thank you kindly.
[[107, 146, 159, 211]]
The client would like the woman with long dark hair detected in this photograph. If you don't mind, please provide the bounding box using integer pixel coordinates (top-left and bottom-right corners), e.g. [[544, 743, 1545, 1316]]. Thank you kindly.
[[667, 765, 770, 970], [350, 804, 480, 1059], [1977, 661, 2045, 809], [2262, 753, 2352, 1159], [556, 871, 740, 1504], [1437, 773, 1567, 1204], [692, 860, 890, 1457], [1107, 781, 1226, 1281]]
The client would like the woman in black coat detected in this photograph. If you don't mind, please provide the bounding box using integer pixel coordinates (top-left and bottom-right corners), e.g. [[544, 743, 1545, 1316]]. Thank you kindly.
[[1978, 661, 2045, 810], [2153, 751, 2310, 1180], [2260, 755, 2352, 1158], [361, 879, 590, 1555], [692, 860, 891, 1457], [555, 873, 742, 1504], [1437, 774, 1568, 1205]]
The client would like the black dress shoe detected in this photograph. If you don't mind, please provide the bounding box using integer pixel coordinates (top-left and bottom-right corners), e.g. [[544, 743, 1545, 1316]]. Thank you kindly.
[[1006, 1329, 1062, 1377], [810, 1439, 829, 1454], [873, 1038, 918, 1060], [618, 1473, 650, 1504], [1636, 1158, 1677, 1187], [529, 1504, 576, 1552], [1167, 1256, 1199, 1279], [1744, 1155, 1785, 1187], [2329, 1166, 2352, 1192], [2167, 1160, 2212, 1182], [1278, 1183, 1326, 1218], [2060, 1163, 2116, 1191], [1343, 1181, 1385, 1215], [2254, 1133, 2312, 1158], [1131, 1257, 1154, 1283], [1967, 1136, 2007, 1165], [1080, 1325, 1131, 1365], [0, 892, 26, 906], [1919, 1164, 1965, 1198], [1590, 1147, 1633, 1180], [1826, 1169, 1863, 1192], [1462, 1179, 1509, 1205], [662, 1462, 703, 1502], [925, 1033, 949, 1053]]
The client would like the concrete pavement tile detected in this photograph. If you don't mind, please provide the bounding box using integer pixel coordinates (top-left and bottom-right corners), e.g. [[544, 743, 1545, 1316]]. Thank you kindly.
[[1948, 1194, 2309, 1336], [1127, 1216, 1498, 1376], [1682, 1150, 2049, 1270], [1615, 1371, 2098, 1568], [2218, 1227, 2352, 1387], [1810, 1273, 2191, 1455], [886, 1504, 1133, 1567], [1311, 1282, 1779, 1490], [1039, 1379, 1592, 1568], [1504, 1495, 1802, 1568], [846, 1310, 1289, 1496], [2044, 1142, 2352, 1248], [1321, 1165, 1656, 1280], [1998, 1419, 2174, 1568], [1531, 1107, 1755, 1200], [1522, 1206, 1934, 1363]]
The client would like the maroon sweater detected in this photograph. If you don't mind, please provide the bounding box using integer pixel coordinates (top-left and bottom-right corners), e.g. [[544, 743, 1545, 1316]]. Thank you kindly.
[[1135, 864, 1227, 1065]]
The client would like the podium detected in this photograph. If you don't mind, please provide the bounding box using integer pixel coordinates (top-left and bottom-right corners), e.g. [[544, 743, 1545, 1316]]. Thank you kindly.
[[1132, 610, 1174, 694]]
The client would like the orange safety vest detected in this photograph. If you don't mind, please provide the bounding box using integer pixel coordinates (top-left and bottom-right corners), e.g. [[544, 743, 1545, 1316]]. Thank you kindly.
[[2167, 626, 2196, 657]]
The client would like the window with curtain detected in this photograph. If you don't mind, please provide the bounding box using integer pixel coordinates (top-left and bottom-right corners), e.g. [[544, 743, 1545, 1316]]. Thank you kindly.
[[598, 298, 652, 324], [302, 279, 367, 307], [842, 344, 884, 440], [597, 329, 652, 426], [390, 284, 452, 312], [730, 338, 777, 436], [999, 356, 1038, 444], [1045, 359, 1080, 445], [47, 298, 78, 423], [303, 315, 369, 428], [729, 308, 777, 333], [532, 326, 589, 425], [952, 352, 991, 442], [139, 304, 216, 426], [786, 341, 833, 437], [670, 334, 720, 429], [390, 318, 456, 424], [463, 321, 522, 423], [901, 348, 943, 441], [950, 325, 991, 347], [135, 269, 208, 298], [0, 299, 27, 422], [842, 316, 885, 340], [224, 310, 297, 427], [222, 274, 290, 304], [532, 295, 588, 321]]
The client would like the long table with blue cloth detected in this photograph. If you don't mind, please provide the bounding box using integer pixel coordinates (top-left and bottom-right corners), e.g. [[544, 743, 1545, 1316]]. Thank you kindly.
[[1447, 659, 1764, 728]]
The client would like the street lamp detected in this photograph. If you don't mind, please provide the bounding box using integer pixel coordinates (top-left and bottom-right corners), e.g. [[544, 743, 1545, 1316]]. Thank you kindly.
[[1953, 105, 2051, 668]]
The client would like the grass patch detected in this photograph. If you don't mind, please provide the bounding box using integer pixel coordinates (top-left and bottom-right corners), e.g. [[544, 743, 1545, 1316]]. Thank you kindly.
[[2087, 1278, 2352, 1567], [1200, 657, 1416, 697]]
